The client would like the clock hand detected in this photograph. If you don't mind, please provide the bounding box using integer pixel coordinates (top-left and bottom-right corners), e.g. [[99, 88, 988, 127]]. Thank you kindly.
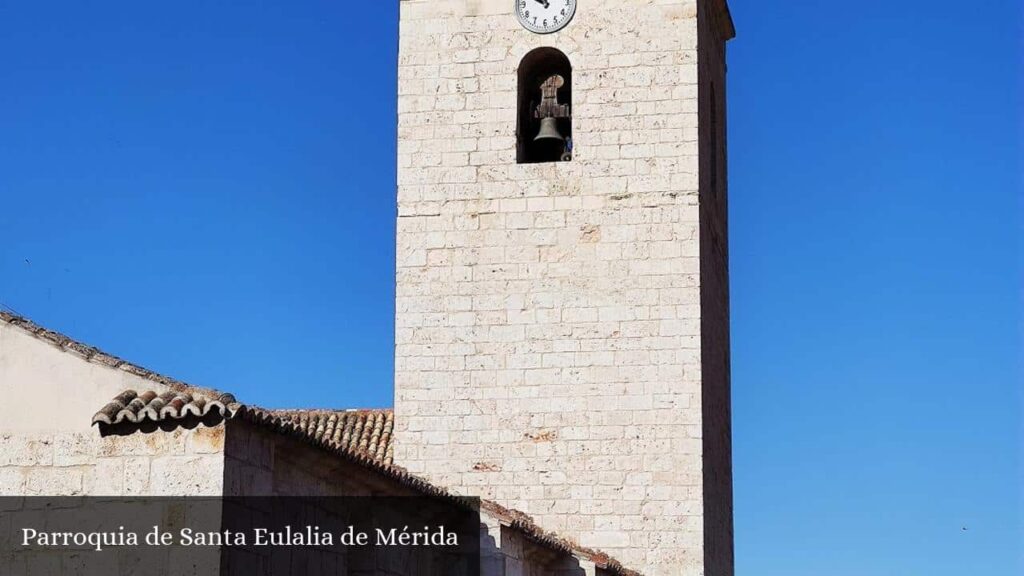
[[533, 0, 550, 7]]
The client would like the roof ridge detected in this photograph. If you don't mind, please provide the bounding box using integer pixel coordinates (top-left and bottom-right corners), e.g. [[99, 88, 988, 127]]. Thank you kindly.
[[0, 310, 236, 403], [268, 407, 393, 415]]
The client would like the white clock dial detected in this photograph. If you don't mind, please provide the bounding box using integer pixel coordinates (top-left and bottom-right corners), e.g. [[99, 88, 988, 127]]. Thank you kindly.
[[515, 0, 576, 34]]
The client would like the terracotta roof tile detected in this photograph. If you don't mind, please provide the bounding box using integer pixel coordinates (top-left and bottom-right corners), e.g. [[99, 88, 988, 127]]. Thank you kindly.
[[269, 409, 394, 465], [91, 390, 240, 426], [91, 392, 394, 466]]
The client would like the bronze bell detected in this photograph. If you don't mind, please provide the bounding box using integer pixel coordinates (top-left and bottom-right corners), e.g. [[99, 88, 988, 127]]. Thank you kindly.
[[534, 117, 564, 142]]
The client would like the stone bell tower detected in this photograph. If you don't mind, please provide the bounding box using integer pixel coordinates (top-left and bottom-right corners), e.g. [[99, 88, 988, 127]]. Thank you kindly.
[[393, 1, 735, 574]]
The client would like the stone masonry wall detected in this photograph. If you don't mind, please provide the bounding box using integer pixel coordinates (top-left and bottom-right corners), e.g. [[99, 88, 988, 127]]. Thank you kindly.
[[394, 1, 731, 574], [0, 426, 225, 497], [0, 427, 224, 575]]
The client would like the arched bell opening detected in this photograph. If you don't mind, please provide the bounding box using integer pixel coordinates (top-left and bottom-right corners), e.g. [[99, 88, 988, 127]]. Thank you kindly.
[[516, 47, 572, 164]]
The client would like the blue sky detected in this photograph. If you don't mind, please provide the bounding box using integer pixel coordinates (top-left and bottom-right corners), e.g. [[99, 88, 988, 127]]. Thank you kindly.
[[0, 1, 1020, 574]]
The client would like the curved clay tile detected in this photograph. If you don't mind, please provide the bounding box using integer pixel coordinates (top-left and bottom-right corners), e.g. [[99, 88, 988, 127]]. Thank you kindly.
[[91, 389, 238, 426]]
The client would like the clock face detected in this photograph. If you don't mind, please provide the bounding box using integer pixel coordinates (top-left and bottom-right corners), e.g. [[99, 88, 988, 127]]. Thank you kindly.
[[515, 0, 576, 34]]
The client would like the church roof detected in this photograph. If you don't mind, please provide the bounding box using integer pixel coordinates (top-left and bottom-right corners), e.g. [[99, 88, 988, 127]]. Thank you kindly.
[[90, 390, 396, 465], [256, 407, 395, 465], [91, 389, 239, 426], [88, 389, 636, 573], [1, 310, 640, 575]]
